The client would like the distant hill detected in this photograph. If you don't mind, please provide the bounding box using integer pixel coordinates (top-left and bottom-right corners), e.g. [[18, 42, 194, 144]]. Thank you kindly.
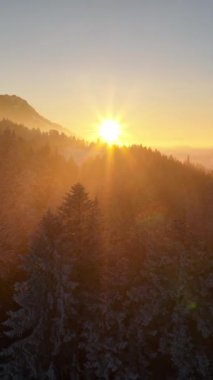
[[161, 146, 213, 170], [0, 119, 98, 164], [0, 94, 69, 134]]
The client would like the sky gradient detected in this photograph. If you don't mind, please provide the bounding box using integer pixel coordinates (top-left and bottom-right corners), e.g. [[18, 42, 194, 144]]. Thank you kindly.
[[0, 0, 213, 146]]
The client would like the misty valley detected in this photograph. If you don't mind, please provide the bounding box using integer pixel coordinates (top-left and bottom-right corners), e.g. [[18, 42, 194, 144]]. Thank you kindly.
[[0, 108, 212, 379], [1, 0, 213, 377]]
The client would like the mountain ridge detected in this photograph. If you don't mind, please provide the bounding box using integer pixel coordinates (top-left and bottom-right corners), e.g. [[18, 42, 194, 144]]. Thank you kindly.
[[0, 94, 70, 134]]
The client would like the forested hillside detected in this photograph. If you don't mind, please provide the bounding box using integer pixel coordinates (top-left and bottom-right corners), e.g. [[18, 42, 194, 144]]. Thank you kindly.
[[0, 95, 68, 134], [0, 121, 212, 379]]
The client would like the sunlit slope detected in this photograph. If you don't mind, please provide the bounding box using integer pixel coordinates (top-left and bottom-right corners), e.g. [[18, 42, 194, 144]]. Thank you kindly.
[[0, 95, 69, 134], [1, 123, 213, 270], [80, 146, 213, 249]]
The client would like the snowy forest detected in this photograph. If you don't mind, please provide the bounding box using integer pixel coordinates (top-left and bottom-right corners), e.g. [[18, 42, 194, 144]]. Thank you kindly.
[[0, 120, 212, 379]]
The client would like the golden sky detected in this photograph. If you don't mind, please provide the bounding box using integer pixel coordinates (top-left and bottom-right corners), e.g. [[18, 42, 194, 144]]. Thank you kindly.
[[1, 1, 213, 147]]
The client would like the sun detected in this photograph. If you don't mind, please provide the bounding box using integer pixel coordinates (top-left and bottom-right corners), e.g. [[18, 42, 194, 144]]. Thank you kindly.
[[99, 119, 121, 144]]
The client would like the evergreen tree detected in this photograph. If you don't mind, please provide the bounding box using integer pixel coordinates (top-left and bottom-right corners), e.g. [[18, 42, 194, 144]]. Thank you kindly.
[[0, 184, 103, 379], [0, 211, 77, 379], [58, 183, 103, 379], [1, 181, 212, 379]]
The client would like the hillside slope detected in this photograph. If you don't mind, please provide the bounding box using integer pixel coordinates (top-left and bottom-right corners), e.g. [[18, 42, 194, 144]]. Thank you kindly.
[[0, 94, 69, 134]]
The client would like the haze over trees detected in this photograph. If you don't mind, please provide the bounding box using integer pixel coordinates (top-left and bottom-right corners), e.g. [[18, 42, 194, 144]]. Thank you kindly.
[[0, 95, 68, 134], [0, 116, 212, 379], [1, 95, 213, 169]]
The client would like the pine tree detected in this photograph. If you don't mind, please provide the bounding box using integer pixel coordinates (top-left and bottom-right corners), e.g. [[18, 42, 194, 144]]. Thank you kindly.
[[58, 183, 103, 379], [0, 184, 103, 379], [0, 211, 77, 379]]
